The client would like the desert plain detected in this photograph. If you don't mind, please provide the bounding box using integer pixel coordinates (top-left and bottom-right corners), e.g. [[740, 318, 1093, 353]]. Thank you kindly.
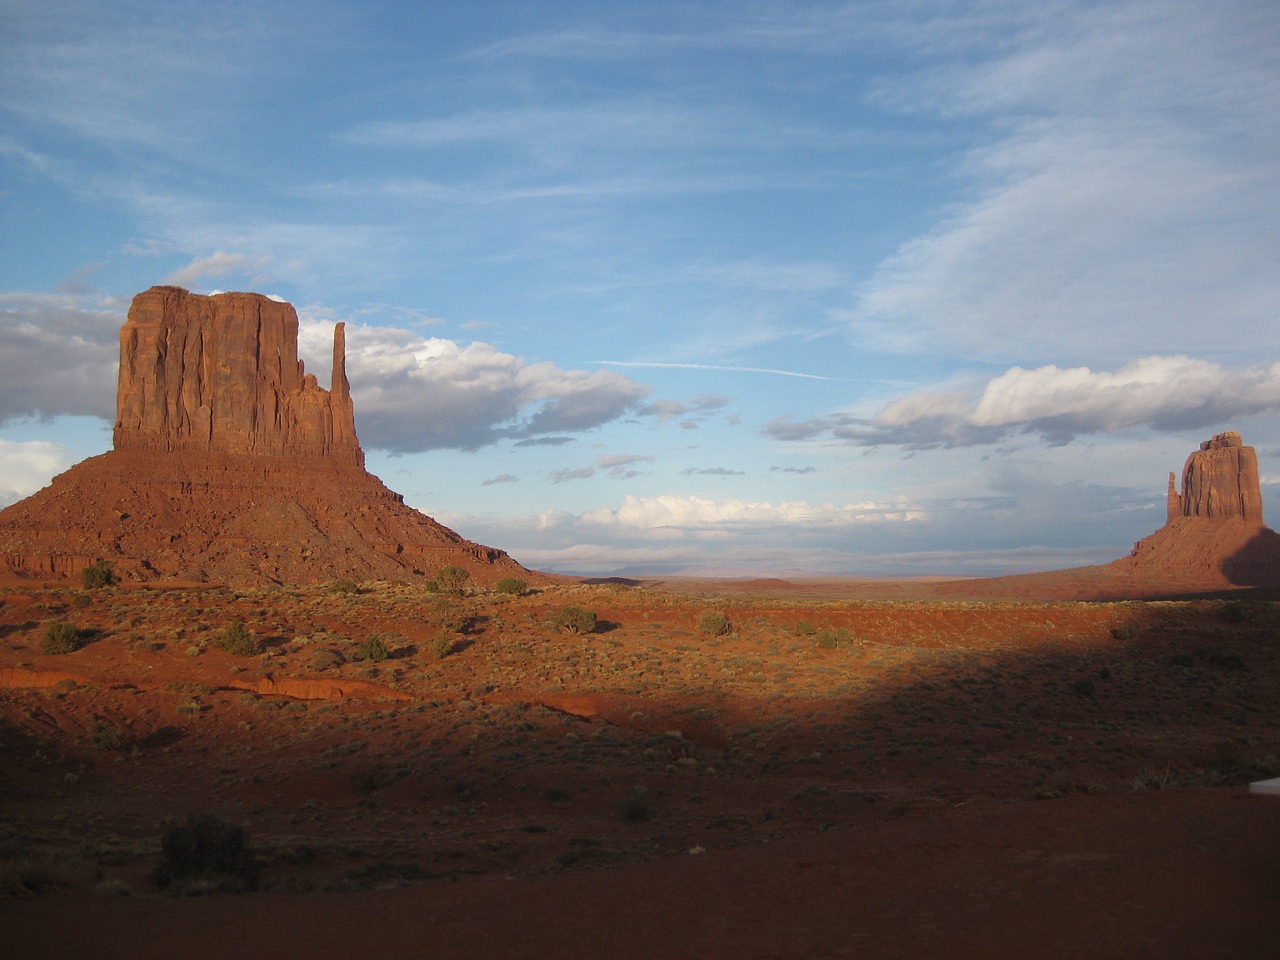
[[2, 572, 1278, 959]]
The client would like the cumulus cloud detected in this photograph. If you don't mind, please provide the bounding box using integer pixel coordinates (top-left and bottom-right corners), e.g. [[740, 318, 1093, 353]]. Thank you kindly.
[[765, 356, 1280, 449], [0, 291, 121, 422], [298, 319, 651, 452]]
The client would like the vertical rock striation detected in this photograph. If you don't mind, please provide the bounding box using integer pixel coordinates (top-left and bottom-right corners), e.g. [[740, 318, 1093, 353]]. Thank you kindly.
[[0, 286, 538, 586], [1166, 431, 1262, 523], [114, 286, 362, 465]]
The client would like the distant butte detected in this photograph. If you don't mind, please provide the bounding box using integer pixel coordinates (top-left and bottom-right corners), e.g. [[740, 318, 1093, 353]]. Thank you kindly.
[[0, 286, 537, 587], [940, 430, 1280, 600]]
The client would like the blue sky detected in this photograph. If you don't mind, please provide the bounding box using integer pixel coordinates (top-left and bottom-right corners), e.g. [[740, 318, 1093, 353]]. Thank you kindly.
[[2, 0, 1278, 576]]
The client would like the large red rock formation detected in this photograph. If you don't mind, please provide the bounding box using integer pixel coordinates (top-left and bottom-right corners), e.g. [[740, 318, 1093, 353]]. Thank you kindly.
[[1166, 430, 1262, 522], [114, 287, 361, 463], [941, 431, 1279, 600], [0, 286, 536, 587]]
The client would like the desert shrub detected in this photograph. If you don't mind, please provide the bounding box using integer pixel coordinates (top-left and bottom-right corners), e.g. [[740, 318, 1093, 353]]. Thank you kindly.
[[89, 718, 128, 752], [552, 606, 597, 635], [623, 786, 652, 822], [353, 634, 392, 663], [152, 814, 259, 893], [430, 595, 465, 633], [430, 632, 453, 660], [311, 648, 345, 671], [697, 611, 730, 636], [431, 565, 471, 595], [1220, 601, 1248, 623], [82, 559, 116, 590], [1111, 623, 1139, 640], [216, 621, 261, 657], [71, 592, 92, 609], [1071, 678, 1096, 698], [328, 578, 360, 595], [496, 577, 527, 596], [815, 627, 853, 649], [1129, 765, 1179, 792], [793, 619, 816, 637], [41, 621, 85, 655]]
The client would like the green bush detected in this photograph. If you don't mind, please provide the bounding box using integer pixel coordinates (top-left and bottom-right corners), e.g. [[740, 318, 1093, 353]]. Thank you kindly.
[[496, 577, 527, 596], [552, 606, 597, 635], [432, 565, 471, 595], [152, 814, 259, 892], [328, 578, 360, 595], [793, 619, 816, 637], [697, 611, 730, 636], [430, 632, 453, 660], [89, 719, 128, 752], [816, 627, 852, 649], [82, 559, 116, 590], [353, 634, 392, 662], [1111, 623, 1139, 640], [311, 648, 345, 671], [216, 621, 261, 657], [41, 621, 85, 655]]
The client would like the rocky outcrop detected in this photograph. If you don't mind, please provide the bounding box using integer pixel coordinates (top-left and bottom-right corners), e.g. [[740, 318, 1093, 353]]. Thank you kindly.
[[938, 430, 1279, 599], [0, 287, 539, 587], [114, 286, 361, 465], [1166, 431, 1262, 522]]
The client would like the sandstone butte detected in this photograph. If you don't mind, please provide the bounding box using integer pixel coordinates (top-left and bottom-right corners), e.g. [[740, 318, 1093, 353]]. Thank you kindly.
[[0, 286, 536, 587], [939, 430, 1280, 599]]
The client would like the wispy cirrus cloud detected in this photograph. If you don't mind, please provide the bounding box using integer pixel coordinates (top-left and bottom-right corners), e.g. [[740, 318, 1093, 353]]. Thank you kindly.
[[550, 453, 655, 484], [600, 360, 833, 381], [847, 0, 1280, 367]]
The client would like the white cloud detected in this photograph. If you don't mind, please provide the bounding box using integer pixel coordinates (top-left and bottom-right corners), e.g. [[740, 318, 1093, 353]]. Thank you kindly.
[[849, 0, 1280, 366], [167, 251, 272, 288], [0, 438, 78, 506], [297, 319, 651, 452], [765, 356, 1280, 448], [0, 291, 121, 422], [575, 494, 927, 535]]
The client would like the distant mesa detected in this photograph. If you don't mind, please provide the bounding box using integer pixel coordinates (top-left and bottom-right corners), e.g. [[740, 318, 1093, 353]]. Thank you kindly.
[[0, 286, 537, 587]]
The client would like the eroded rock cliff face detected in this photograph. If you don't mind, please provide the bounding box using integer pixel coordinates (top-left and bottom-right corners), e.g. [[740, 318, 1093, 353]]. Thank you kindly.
[[1166, 431, 1262, 523], [0, 287, 536, 587], [114, 286, 361, 465]]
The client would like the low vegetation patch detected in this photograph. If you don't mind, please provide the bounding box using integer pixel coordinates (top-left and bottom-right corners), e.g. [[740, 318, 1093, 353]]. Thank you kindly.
[[152, 814, 260, 894], [552, 606, 598, 635], [81, 559, 117, 590], [216, 620, 261, 657], [698, 611, 730, 636], [41, 621, 86, 655]]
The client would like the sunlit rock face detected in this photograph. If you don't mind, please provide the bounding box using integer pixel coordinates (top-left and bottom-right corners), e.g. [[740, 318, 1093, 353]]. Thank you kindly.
[[114, 286, 361, 465], [0, 287, 537, 587], [1166, 431, 1263, 524]]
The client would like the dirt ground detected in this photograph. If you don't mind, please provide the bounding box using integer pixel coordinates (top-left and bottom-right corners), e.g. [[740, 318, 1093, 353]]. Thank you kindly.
[[2, 575, 1278, 957]]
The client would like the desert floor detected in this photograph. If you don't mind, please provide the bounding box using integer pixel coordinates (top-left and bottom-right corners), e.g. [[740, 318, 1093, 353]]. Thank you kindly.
[[2, 575, 1278, 958]]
